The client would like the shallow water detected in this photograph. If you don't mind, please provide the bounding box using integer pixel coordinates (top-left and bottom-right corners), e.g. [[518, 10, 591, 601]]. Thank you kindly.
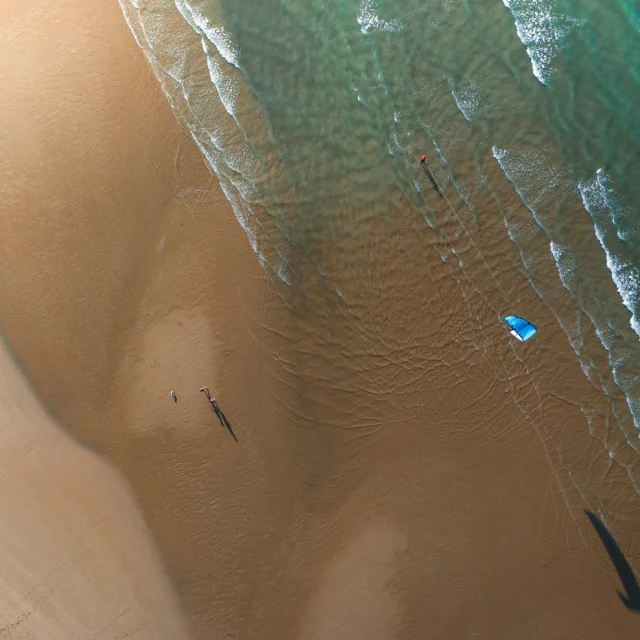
[[120, 0, 640, 531]]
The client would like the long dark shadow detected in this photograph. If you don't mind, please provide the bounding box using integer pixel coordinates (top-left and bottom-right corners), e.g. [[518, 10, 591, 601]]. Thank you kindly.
[[216, 408, 238, 443], [201, 387, 238, 442], [420, 158, 443, 199], [208, 403, 225, 426], [209, 403, 238, 443], [585, 510, 640, 612]]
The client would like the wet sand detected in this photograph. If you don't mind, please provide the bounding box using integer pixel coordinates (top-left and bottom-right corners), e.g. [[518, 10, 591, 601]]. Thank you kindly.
[[1, 1, 639, 639]]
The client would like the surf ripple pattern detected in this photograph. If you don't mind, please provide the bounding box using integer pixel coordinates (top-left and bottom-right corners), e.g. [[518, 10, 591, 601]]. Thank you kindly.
[[119, 0, 640, 550]]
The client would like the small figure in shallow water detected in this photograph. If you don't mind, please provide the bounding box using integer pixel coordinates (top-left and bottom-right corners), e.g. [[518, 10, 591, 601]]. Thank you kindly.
[[420, 155, 444, 199]]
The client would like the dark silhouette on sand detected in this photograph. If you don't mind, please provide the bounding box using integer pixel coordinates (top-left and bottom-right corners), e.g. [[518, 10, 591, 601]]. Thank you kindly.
[[585, 510, 640, 612], [200, 386, 238, 442]]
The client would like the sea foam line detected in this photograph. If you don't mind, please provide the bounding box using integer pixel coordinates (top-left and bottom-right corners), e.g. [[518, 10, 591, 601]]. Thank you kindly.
[[119, 0, 296, 287], [493, 145, 640, 442], [578, 169, 640, 339], [439, 54, 640, 494], [451, 82, 481, 122], [415, 89, 637, 505], [357, 0, 405, 34], [175, 0, 240, 68], [501, 0, 584, 84]]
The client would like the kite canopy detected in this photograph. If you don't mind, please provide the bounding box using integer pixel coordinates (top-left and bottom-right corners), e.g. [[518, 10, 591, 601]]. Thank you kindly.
[[504, 315, 537, 342]]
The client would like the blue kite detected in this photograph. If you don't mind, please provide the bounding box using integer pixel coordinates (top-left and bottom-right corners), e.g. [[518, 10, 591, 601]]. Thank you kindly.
[[504, 315, 537, 342]]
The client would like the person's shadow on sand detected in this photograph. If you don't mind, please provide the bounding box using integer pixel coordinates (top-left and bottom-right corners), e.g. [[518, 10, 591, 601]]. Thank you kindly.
[[213, 404, 237, 443], [585, 510, 640, 612], [199, 387, 238, 442]]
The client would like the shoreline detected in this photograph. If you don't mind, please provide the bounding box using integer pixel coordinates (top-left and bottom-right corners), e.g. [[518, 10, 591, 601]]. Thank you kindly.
[[1, 1, 639, 639]]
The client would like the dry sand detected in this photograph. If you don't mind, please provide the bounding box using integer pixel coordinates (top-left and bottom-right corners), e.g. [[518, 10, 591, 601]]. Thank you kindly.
[[1, 1, 640, 639], [0, 339, 191, 638]]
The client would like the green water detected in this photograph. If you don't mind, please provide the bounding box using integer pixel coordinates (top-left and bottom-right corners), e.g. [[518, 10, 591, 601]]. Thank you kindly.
[[120, 0, 640, 518]]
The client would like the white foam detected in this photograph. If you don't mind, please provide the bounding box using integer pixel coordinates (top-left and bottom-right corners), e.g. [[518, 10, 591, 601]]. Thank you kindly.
[[628, 469, 640, 493], [204, 25, 240, 68], [492, 147, 550, 231], [204, 52, 239, 121], [276, 263, 293, 286], [550, 241, 578, 290], [492, 146, 640, 453], [391, 133, 404, 152], [501, 0, 584, 85], [358, 0, 405, 34], [118, 0, 282, 283], [493, 145, 570, 205], [176, 0, 240, 68], [494, 153, 608, 400], [580, 359, 596, 382], [628, 397, 640, 433], [578, 170, 640, 338], [451, 83, 481, 121], [219, 181, 259, 255]]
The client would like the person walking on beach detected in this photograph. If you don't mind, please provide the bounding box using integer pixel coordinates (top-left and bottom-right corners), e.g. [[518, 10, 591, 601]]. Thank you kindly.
[[199, 386, 221, 421], [199, 386, 238, 442], [200, 387, 238, 442]]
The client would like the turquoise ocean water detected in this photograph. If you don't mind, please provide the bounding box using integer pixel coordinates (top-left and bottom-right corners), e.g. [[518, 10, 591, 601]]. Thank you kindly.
[[121, 0, 640, 519]]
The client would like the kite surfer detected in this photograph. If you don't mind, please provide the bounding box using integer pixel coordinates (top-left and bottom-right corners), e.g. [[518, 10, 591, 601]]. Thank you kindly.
[[420, 155, 443, 199]]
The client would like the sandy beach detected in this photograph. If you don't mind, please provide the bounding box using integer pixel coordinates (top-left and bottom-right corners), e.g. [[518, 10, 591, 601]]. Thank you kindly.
[[0, 339, 191, 638], [1, 1, 639, 638]]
